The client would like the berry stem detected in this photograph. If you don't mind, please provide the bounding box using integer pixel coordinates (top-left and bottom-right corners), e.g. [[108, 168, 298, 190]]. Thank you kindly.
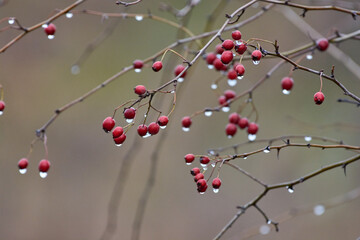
[[112, 99, 137, 119], [0, 85, 3, 101], [159, 48, 189, 64], [319, 70, 324, 92]]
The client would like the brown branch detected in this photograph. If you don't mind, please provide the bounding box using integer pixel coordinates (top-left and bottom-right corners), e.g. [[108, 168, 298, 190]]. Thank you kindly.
[[115, 0, 142, 7]]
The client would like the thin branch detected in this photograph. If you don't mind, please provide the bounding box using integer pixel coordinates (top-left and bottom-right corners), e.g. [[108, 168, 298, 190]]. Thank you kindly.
[[115, 0, 142, 7]]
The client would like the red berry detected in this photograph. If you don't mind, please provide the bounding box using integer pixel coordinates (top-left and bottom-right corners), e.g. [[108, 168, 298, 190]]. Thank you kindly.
[[197, 182, 208, 193], [133, 60, 144, 69], [221, 51, 233, 64], [213, 58, 225, 71], [251, 50, 262, 61], [182, 116, 192, 128], [112, 126, 124, 139], [190, 167, 201, 176], [235, 64, 245, 76], [157, 116, 169, 126], [238, 117, 249, 129], [200, 156, 210, 165], [134, 85, 147, 95], [197, 179, 207, 188], [218, 95, 228, 106], [148, 122, 160, 135], [316, 38, 329, 51], [185, 153, 195, 164], [215, 44, 224, 54], [194, 173, 204, 182], [152, 61, 163, 72], [44, 23, 56, 35], [114, 134, 126, 145], [38, 159, 50, 172], [281, 77, 294, 91], [137, 124, 148, 137], [247, 122, 259, 134], [103, 117, 116, 133], [222, 39, 235, 50], [235, 42, 247, 55], [0, 100, 5, 112], [231, 30, 242, 40], [124, 108, 136, 119], [226, 123, 237, 137], [18, 158, 28, 169], [224, 89, 236, 100], [174, 65, 187, 78], [314, 91, 325, 105], [228, 112, 240, 124], [206, 53, 217, 65], [227, 69, 237, 80], [212, 177, 222, 189]]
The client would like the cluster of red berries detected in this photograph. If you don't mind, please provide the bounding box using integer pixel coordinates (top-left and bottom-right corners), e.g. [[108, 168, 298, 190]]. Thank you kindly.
[[226, 112, 258, 140], [204, 30, 263, 87], [0, 100, 5, 115], [185, 154, 222, 194], [17, 158, 51, 178]]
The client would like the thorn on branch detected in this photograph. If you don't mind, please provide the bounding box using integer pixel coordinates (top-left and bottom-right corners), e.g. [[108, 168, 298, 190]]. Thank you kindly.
[[331, 65, 335, 78], [342, 164, 347, 176], [352, 11, 357, 20], [301, 9, 307, 18], [276, 149, 280, 160]]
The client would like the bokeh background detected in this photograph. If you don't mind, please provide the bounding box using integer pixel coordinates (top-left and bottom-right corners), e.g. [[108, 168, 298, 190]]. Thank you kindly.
[[0, 0, 359, 239]]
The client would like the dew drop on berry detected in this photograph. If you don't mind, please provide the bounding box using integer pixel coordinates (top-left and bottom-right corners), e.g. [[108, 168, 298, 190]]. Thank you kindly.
[[213, 188, 219, 193], [42, 24, 48, 28], [160, 125, 166, 129], [186, 162, 192, 166], [135, 15, 143, 21], [211, 84, 218, 89], [141, 133, 151, 139], [71, 65, 80, 75], [199, 192, 205, 195], [178, 77, 184, 83], [222, 107, 230, 112], [47, 35, 55, 40], [204, 111, 212, 117], [126, 118, 134, 123], [115, 143, 123, 147], [207, 64, 214, 69], [40, 172, 48, 178], [182, 127, 190, 132], [313, 204, 325, 216], [19, 169, 27, 174], [227, 79, 237, 87], [259, 225, 271, 235], [8, 18, 15, 24], [306, 54, 313, 60], [287, 186, 294, 193], [304, 136, 312, 142], [237, 75, 244, 80], [66, 12, 73, 18], [248, 134, 256, 141], [253, 60, 260, 65], [282, 89, 291, 95], [227, 135, 232, 139], [134, 68, 141, 73], [0, 111, 3, 116], [200, 163, 208, 170]]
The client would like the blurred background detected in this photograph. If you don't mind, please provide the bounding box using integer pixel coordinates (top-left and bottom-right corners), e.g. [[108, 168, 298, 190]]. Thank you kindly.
[[0, 0, 359, 239]]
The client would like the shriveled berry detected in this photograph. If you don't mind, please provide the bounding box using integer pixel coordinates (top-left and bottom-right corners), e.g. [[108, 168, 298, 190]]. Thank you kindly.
[[221, 51, 233, 64], [213, 58, 225, 71], [247, 122, 259, 134], [251, 50, 262, 61], [314, 91, 325, 105], [134, 85, 147, 95], [281, 77, 294, 91], [18, 158, 28, 169], [185, 154, 195, 164], [228, 112, 240, 124], [215, 44, 224, 54], [190, 167, 201, 176], [238, 117, 249, 129], [231, 30, 242, 40], [182, 116, 192, 128], [206, 53, 217, 65], [235, 42, 247, 55], [137, 124, 148, 137], [152, 61, 163, 72], [174, 65, 186, 78], [103, 117, 115, 133], [112, 126, 124, 139], [194, 173, 204, 182], [38, 159, 50, 172], [222, 39, 235, 50], [44, 23, 56, 35], [114, 134, 126, 145], [0, 100, 5, 111], [148, 122, 160, 135], [226, 123, 237, 137], [157, 116, 169, 126], [224, 89, 236, 100], [227, 69, 237, 80], [212, 177, 222, 189], [133, 60, 144, 69], [200, 156, 210, 165], [316, 38, 329, 51], [235, 64, 245, 76], [124, 108, 136, 119]]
